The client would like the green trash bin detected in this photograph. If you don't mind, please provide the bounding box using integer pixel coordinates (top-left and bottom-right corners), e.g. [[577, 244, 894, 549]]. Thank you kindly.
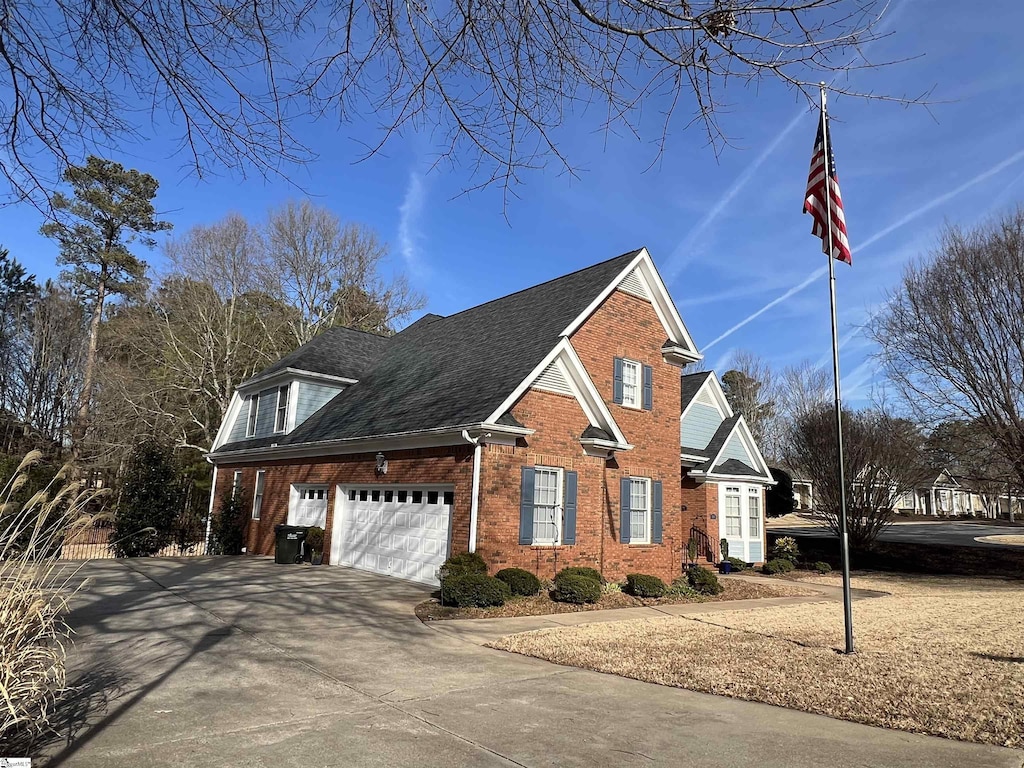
[[274, 525, 307, 564]]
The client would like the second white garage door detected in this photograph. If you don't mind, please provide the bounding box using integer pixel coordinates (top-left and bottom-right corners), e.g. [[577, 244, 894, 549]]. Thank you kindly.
[[330, 485, 453, 586]]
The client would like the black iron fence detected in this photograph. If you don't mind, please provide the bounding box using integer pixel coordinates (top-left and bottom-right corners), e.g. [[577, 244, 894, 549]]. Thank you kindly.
[[58, 516, 210, 560]]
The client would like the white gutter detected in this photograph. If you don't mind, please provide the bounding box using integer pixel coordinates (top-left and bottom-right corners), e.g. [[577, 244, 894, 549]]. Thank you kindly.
[[462, 429, 486, 553], [204, 462, 218, 554]]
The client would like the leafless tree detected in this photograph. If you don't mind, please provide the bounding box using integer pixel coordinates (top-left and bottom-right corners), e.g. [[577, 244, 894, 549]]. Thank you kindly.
[[720, 350, 778, 457], [786, 407, 927, 548], [266, 200, 425, 344], [0, 1, 916, 205], [104, 215, 292, 453], [869, 207, 1024, 503]]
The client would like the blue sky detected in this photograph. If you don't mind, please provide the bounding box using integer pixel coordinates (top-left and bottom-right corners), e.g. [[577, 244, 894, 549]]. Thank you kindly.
[[2, 0, 1023, 408]]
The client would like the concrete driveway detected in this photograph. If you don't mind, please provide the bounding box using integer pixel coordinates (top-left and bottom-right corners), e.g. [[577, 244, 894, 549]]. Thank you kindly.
[[34, 557, 1021, 767]]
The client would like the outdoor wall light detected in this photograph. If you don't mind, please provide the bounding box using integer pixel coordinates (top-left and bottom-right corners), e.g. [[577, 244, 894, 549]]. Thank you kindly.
[[375, 452, 388, 475]]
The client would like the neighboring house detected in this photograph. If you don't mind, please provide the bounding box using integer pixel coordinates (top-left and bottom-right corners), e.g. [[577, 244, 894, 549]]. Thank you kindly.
[[897, 469, 993, 518], [207, 249, 773, 586]]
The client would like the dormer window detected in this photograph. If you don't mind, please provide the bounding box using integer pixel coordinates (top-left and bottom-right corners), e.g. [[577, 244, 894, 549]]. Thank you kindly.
[[246, 396, 258, 437], [274, 385, 290, 432]]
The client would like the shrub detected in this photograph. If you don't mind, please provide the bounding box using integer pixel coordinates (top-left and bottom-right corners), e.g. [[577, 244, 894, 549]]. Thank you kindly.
[[687, 567, 724, 595], [209, 487, 246, 555], [666, 577, 697, 597], [305, 526, 325, 556], [625, 573, 667, 598], [553, 573, 601, 604], [111, 440, 184, 557], [494, 567, 541, 597], [771, 536, 800, 563], [441, 551, 488, 577], [762, 558, 796, 575], [602, 580, 623, 594], [726, 556, 749, 571], [441, 572, 510, 607], [556, 566, 603, 584], [813, 561, 833, 574]]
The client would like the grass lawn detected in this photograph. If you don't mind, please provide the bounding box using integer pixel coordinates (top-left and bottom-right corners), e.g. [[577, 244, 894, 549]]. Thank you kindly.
[[416, 576, 814, 621], [490, 571, 1024, 748]]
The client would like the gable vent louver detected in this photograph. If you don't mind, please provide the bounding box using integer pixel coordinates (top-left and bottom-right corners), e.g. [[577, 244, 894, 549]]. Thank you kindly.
[[618, 268, 650, 300], [695, 387, 717, 407], [532, 360, 574, 396]]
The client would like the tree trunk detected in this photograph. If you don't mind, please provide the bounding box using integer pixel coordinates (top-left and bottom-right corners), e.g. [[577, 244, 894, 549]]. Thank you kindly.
[[72, 275, 106, 458]]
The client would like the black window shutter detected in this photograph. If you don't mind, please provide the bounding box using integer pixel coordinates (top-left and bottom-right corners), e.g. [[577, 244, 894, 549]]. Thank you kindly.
[[562, 471, 578, 545], [620, 476, 631, 543], [519, 467, 536, 545], [613, 357, 624, 404], [651, 480, 663, 544], [642, 365, 653, 410]]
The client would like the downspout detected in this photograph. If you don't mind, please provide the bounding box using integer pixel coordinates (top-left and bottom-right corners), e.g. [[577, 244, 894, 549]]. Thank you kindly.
[[462, 430, 485, 553], [204, 459, 218, 554]]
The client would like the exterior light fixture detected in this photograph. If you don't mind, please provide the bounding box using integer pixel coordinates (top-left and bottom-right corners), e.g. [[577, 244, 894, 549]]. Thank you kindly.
[[375, 452, 388, 475]]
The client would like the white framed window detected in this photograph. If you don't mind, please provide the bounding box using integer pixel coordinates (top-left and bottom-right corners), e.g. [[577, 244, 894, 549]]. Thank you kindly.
[[724, 485, 742, 537], [252, 471, 265, 520], [274, 385, 290, 432], [232, 470, 243, 499], [900, 491, 915, 509], [628, 476, 651, 544], [246, 395, 258, 437], [621, 359, 641, 409], [533, 467, 562, 545], [300, 487, 326, 501], [747, 487, 761, 538]]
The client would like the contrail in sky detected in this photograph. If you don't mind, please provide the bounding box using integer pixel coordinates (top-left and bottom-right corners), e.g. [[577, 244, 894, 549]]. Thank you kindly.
[[666, 109, 806, 281], [702, 147, 1024, 351]]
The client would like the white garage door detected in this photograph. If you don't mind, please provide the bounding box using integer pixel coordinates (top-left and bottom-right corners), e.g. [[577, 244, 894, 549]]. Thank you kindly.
[[289, 485, 328, 527], [331, 485, 453, 586]]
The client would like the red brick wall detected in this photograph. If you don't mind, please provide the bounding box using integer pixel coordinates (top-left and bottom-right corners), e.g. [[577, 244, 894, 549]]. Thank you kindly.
[[474, 289, 691, 582], [212, 445, 473, 562]]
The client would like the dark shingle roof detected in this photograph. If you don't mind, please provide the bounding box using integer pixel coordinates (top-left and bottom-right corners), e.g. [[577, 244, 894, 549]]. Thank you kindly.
[[217, 250, 642, 452], [680, 446, 711, 459], [582, 425, 613, 441], [247, 326, 390, 384], [702, 414, 740, 462], [680, 371, 713, 411], [713, 458, 769, 479]]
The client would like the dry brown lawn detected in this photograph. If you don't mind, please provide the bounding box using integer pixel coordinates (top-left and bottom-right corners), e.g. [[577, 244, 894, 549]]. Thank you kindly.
[[490, 572, 1024, 748]]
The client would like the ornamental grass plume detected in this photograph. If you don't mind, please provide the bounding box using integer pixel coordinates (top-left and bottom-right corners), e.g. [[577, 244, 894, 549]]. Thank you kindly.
[[0, 451, 104, 746]]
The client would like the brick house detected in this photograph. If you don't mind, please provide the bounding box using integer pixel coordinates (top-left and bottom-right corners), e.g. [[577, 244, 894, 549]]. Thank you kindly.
[[207, 249, 773, 586]]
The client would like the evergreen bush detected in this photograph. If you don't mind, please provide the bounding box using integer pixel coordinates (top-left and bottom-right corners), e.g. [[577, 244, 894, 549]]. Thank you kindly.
[[494, 568, 541, 596], [441, 572, 510, 607], [687, 566, 724, 595], [111, 440, 183, 557], [209, 487, 246, 555], [552, 572, 601, 604], [556, 566, 603, 584], [625, 573, 667, 598]]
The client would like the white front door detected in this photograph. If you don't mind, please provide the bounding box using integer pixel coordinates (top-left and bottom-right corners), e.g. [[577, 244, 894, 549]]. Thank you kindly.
[[331, 485, 453, 586], [289, 485, 328, 527], [719, 483, 765, 563]]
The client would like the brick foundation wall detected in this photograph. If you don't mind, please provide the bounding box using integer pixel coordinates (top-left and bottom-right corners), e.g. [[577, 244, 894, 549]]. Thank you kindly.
[[212, 445, 474, 563]]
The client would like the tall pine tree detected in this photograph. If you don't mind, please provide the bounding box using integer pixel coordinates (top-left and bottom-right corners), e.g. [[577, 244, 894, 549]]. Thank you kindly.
[[40, 157, 171, 456]]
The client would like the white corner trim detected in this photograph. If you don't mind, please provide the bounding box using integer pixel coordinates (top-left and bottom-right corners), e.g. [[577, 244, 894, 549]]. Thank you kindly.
[[558, 248, 700, 356], [484, 338, 629, 446], [286, 381, 299, 433], [212, 392, 244, 451]]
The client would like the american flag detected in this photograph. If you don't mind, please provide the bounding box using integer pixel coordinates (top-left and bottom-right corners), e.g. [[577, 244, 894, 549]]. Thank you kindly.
[[803, 110, 851, 265]]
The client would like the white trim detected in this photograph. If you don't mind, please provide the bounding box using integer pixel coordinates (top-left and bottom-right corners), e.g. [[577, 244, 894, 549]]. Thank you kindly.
[[680, 452, 710, 464], [245, 395, 259, 437], [273, 384, 290, 433], [702, 414, 772, 479], [212, 392, 245, 450], [463, 430, 484, 553], [285, 381, 299, 432], [620, 358, 642, 409], [240, 367, 357, 392], [252, 470, 266, 520], [484, 338, 630, 447], [204, 464, 218, 553], [530, 466, 564, 546], [559, 248, 701, 358], [532, 358, 575, 396], [208, 422, 534, 464], [626, 476, 652, 545], [692, 471, 776, 486]]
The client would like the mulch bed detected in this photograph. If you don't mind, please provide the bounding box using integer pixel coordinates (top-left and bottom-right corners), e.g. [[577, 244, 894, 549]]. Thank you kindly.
[[415, 576, 813, 621]]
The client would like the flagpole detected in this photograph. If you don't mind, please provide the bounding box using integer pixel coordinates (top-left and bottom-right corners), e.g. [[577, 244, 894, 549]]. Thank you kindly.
[[819, 82, 855, 655]]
